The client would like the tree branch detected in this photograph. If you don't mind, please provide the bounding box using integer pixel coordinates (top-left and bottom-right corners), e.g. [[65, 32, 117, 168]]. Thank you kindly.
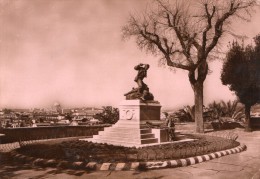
[[205, 1, 254, 56], [202, 4, 216, 51], [166, 13, 198, 64], [139, 28, 191, 70]]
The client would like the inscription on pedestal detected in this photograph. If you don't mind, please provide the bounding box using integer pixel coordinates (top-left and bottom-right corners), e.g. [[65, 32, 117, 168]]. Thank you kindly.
[[125, 110, 133, 120], [121, 109, 137, 120]]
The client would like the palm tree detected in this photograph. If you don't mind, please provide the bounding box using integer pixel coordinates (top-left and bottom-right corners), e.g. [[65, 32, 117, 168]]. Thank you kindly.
[[208, 100, 245, 122], [208, 101, 224, 120], [174, 105, 195, 122], [221, 100, 245, 122]]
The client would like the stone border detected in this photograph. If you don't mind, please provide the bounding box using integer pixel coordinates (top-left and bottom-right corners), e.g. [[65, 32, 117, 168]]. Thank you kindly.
[[9, 144, 246, 171], [0, 142, 20, 152]]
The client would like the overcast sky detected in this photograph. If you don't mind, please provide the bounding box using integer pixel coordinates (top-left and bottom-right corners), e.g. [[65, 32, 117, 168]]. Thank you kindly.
[[0, 0, 260, 109]]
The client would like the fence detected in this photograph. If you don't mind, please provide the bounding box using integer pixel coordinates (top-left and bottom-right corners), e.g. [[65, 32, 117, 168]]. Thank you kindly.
[[0, 125, 110, 143]]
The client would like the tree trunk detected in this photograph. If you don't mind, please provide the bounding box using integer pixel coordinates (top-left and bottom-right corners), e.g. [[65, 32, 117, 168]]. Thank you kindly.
[[245, 104, 252, 132], [194, 81, 204, 133], [189, 61, 208, 133]]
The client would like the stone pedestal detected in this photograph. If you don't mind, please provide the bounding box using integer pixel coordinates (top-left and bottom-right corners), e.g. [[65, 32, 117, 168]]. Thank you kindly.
[[151, 129, 169, 143], [119, 100, 161, 124], [83, 100, 163, 147]]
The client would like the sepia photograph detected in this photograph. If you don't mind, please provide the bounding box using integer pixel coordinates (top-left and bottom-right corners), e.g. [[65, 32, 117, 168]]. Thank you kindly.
[[0, 0, 260, 178]]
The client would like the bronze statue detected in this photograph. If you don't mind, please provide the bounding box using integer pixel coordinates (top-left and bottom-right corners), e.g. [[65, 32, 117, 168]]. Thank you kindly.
[[124, 63, 154, 101], [134, 63, 149, 94]]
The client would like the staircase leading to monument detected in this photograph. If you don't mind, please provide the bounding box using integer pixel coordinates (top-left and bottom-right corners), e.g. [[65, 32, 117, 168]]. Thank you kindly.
[[88, 121, 159, 147], [81, 100, 180, 147], [81, 100, 192, 147]]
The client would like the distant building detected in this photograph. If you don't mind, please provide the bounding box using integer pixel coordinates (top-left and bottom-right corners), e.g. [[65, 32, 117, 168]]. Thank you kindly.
[[12, 109, 31, 113], [53, 102, 62, 113], [33, 111, 59, 121], [72, 108, 102, 121], [62, 109, 72, 114], [0, 106, 103, 127], [0, 113, 17, 119]]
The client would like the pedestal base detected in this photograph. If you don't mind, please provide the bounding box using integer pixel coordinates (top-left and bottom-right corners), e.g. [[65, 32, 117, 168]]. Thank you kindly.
[[83, 100, 167, 147]]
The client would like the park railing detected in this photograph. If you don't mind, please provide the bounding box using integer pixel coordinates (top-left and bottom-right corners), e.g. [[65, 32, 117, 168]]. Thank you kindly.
[[0, 125, 111, 144]]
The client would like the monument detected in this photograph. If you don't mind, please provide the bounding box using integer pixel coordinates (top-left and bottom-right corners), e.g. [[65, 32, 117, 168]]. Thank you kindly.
[[83, 63, 171, 147]]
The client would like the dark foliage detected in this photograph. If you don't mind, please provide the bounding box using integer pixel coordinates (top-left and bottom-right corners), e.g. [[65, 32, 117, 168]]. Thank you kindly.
[[221, 41, 260, 106], [206, 100, 245, 122], [64, 113, 73, 121], [221, 35, 260, 131], [173, 105, 195, 122], [211, 121, 244, 130], [94, 106, 119, 124], [2, 108, 12, 114]]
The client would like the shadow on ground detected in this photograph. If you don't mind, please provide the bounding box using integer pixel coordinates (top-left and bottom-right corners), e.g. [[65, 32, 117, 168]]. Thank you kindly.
[[0, 152, 89, 179]]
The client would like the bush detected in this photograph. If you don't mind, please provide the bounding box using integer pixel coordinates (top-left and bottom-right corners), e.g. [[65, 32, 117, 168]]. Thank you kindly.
[[173, 105, 195, 122], [16, 134, 239, 163], [94, 106, 119, 124], [206, 100, 245, 122]]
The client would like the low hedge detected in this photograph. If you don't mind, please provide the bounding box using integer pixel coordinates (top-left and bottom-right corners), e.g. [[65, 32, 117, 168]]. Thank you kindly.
[[16, 134, 239, 163]]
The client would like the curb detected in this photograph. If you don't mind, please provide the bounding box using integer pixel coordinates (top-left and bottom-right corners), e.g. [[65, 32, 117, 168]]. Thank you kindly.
[[0, 142, 20, 152], [9, 144, 247, 171]]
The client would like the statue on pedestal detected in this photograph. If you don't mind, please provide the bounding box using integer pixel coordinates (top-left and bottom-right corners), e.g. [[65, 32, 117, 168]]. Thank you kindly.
[[124, 63, 154, 101]]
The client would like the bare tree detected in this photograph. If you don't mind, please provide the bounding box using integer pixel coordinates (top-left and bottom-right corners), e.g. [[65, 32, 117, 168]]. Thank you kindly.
[[122, 0, 256, 133]]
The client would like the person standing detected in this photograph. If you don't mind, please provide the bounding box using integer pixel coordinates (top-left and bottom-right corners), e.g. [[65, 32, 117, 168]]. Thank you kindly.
[[165, 113, 175, 141]]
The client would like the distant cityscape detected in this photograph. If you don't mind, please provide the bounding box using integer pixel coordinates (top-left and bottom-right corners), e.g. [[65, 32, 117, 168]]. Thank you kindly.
[[0, 103, 103, 128]]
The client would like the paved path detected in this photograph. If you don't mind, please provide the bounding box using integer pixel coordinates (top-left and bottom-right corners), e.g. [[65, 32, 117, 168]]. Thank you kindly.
[[0, 128, 260, 179]]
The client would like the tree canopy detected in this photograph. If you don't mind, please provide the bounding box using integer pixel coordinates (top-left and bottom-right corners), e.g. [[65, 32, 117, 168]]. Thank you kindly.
[[94, 106, 119, 124], [123, 0, 256, 74], [221, 34, 260, 130], [123, 0, 256, 133], [221, 37, 260, 106]]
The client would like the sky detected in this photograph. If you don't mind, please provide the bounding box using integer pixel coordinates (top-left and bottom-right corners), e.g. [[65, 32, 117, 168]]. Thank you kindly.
[[0, 0, 260, 109]]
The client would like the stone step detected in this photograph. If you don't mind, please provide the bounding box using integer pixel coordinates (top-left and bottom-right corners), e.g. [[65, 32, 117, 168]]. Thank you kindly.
[[95, 133, 184, 141], [97, 131, 155, 139], [93, 133, 155, 141], [93, 136, 157, 144], [103, 128, 142, 133], [91, 139, 141, 146], [141, 138, 158, 144], [104, 125, 149, 129], [104, 127, 152, 134], [140, 133, 155, 138], [174, 132, 181, 135], [115, 123, 151, 128], [92, 137, 158, 145], [174, 134, 187, 140]]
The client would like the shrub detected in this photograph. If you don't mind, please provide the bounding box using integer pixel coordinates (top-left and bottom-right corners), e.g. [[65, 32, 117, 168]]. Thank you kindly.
[[16, 135, 239, 163], [173, 105, 195, 122], [207, 100, 245, 122]]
